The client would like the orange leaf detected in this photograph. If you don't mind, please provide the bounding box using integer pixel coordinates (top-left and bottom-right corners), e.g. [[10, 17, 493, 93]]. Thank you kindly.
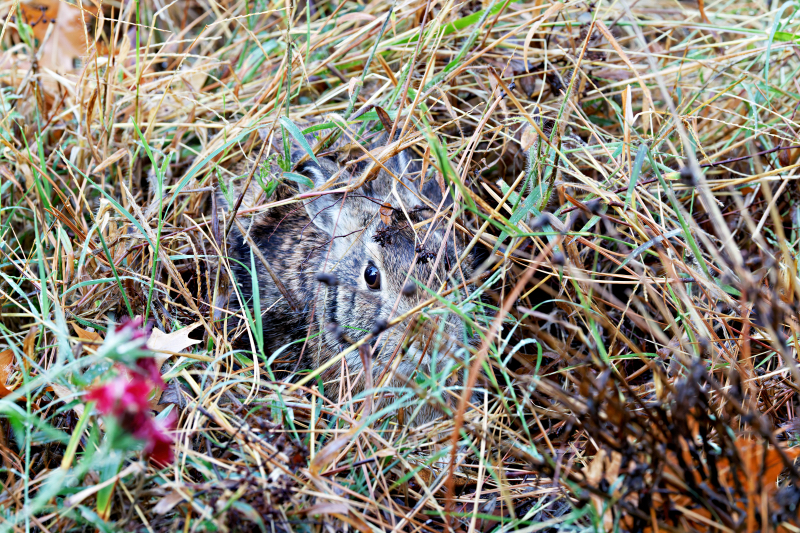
[[379, 203, 394, 226], [73, 324, 104, 344], [19, 0, 98, 74], [310, 435, 352, 475], [734, 439, 800, 495], [375, 106, 393, 134], [0, 350, 15, 398]]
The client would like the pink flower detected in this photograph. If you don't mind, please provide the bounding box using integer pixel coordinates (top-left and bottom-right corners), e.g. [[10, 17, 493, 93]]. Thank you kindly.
[[137, 410, 177, 466], [84, 318, 176, 465], [115, 316, 151, 341], [86, 373, 150, 417], [135, 357, 165, 389], [86, 372, 176, 465]]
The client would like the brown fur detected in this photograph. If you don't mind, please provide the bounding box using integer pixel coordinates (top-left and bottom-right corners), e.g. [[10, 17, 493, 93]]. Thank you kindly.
[[218, 129, 476, 426]]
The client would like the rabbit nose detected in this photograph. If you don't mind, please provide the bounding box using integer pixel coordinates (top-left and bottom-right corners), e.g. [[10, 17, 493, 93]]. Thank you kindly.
[[409, 319, 457, 356]]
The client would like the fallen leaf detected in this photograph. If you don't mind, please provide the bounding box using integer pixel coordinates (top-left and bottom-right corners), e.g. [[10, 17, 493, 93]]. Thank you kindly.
[[310, 435, 352, 475], [144, 322, 201, 407], [337, 12, 376, 22], [73, 324, 103, 344], [154, 490, 187, 514], [628, 437, 800, 532], [347, 77, 361, 98], [156, 382, 190, 409], [583, 449, 621, 531], [436, 170, 446, 197], [375, 106, 393, 133], [0, 350, 15, 397], [521, 125, 538, 151], [19, 0, 98, 74], [22, 326, 37, 372], [379, 203, 393, 226], [147, 322, 202, 368], [51, 383, 85, 418], [487, 68, 507, 111], [91, 148, 127, 176], [304, 503, 350, 516]]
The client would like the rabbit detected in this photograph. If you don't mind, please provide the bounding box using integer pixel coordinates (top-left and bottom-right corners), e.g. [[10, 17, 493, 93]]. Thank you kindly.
[[217, 125, 478, 427]]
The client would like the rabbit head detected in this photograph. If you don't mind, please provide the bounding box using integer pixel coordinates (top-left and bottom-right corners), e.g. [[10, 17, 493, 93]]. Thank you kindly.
[[292, 139, 476, 420]]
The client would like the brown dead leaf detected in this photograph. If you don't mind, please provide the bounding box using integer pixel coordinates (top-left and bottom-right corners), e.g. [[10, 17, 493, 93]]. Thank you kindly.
[[337, 12, 376, 22], [584, 450, 622, 531], [375, 106, 394, 134], [71, 324, 104, 356], [310, 435, 352, 475], [487, 69, 506, 111], [379, 203, 394, 226], [18, 2, 58, 41], [0, 350, 15, 397], [154, 490, 187, 514], [330, 509, 372, 533], [147, 322, 202, 368], [347, 77, 361, 98], [22, 326, 38, 372], [145, 322, 201, 409], [91, 148, 127, 176], [73, 324, 103, 344], [520, 125, 538, 151], [19, 0, 98, 74], [304, 503, 350, 515], [631, 438, 800, 532], [523, 2, 564, 68], [436, 171, 446, 197], [51, 383, 85, 418]]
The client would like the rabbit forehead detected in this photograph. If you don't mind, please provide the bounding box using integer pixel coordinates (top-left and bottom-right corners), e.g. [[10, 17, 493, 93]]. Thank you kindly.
[[365, 240, 385, 265], [375, 224, 457, 289]]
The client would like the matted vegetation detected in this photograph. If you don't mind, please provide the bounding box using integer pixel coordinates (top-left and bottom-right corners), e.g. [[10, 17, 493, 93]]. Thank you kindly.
[[1, 0, 800, 530]]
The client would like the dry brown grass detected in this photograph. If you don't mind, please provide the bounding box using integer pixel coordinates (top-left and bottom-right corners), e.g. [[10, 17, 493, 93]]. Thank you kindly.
[[1, 0, 800, 531]]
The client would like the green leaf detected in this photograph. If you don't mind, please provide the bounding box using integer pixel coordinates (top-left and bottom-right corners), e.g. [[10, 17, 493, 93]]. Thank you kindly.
[[279, 116, 319, 164], [283, 172, 314, 189], [773, 31, 800, 42], [764, 3, 794, 104], [626, 144, 648, 210], [249, 249, 264, 355]]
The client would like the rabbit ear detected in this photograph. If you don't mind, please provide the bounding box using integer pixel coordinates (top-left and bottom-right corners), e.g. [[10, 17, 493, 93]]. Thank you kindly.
[[384, 148, 455, 210], [356, 147, 428, 211], [294, 157, 354, 236]]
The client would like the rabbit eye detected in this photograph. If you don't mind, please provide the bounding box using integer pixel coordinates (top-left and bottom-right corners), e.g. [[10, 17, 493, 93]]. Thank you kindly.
[[364, 264, 381, 290]]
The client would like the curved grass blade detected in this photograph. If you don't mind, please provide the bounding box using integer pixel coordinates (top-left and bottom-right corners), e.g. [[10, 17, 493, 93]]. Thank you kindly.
[[279, 116, 319, 164]]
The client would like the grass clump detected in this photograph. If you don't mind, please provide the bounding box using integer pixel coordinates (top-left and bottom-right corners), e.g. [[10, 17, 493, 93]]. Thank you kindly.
[[1, 0, 800, 531]]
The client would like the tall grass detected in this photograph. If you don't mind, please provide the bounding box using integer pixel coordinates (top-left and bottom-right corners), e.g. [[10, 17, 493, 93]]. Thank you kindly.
[[0, 0, 799, 531]]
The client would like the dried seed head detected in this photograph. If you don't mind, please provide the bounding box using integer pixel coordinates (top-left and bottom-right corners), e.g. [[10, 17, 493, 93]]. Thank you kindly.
[[402, 282, 417, 297], [679, 166, 697, 186], [585, 198, 603, 214], [315, 272, 338, 286], [530, 214, 550, 230], [326, 322, 344, 342], [371, 319, 389, 336]]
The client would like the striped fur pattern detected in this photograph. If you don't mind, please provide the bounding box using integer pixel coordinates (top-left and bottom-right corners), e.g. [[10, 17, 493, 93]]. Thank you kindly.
[[219, 130, 475, 426]]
